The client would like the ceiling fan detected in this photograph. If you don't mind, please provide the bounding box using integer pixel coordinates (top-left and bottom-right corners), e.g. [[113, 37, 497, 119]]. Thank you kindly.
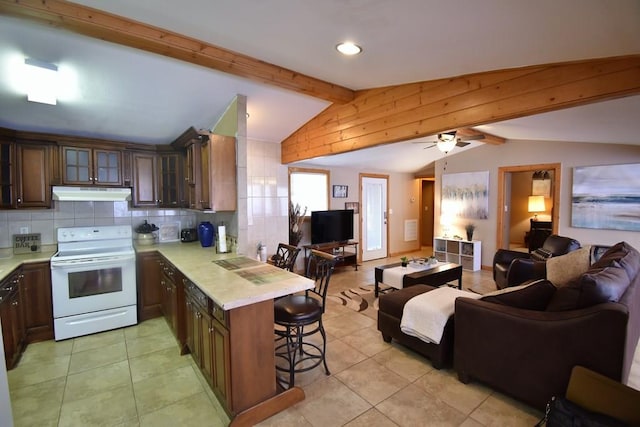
[[415, 130, 486, 153]]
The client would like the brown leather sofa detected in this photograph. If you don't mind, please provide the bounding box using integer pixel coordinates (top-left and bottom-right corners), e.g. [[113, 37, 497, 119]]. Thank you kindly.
[[493, 234, 581, 289], [455, 241, 640, 410]]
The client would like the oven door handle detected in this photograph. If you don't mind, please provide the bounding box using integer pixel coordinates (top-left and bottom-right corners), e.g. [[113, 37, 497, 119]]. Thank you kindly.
[[51, 254, 134, 268]]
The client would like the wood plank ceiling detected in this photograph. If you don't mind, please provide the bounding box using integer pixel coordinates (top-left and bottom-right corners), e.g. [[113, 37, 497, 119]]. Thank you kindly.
[[2, 0, 639, 164]]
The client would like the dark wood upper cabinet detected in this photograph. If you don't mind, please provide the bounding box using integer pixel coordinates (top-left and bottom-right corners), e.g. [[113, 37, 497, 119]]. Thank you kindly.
[[132, 151, 159, 207], [159, 152, 184, 208], [61, 146, 123, 186], [0, 137, 53, 209], [16, 144, 51, 208], [0, 140, 14, 209]]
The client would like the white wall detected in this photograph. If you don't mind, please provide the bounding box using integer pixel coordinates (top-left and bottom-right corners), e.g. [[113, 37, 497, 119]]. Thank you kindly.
[[293, 164, 421, 257], [435, 140, 640, 267]]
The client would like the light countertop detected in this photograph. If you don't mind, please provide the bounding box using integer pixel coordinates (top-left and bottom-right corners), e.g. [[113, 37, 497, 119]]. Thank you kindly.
[[0, 243, 313, 311], [138, 242, 314, 310], [0, 250, 57, 281]]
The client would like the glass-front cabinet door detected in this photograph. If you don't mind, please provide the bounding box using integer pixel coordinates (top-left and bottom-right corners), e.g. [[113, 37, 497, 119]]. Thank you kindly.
[[94, 150, 121, 185], [63, 147, 91, 184], [62, 146, 122, 186], [0, 142, 14, 208]]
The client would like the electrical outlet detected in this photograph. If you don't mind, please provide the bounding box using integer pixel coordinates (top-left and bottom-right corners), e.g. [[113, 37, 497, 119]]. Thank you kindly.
[[20, 226, 29, 234]]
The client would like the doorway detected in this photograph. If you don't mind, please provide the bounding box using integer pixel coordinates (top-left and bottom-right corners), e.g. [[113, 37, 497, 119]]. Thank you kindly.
[[496, 163, 561, 251], [360, 174, 388, 261], [420, 179, 435, 248]]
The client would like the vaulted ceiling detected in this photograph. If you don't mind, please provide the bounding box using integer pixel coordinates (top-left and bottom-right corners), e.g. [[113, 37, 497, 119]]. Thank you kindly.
[[1, 0, 639, 173]]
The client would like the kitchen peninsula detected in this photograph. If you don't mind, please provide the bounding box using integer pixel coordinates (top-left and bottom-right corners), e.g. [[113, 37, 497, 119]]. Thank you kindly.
[[136, 243, 314, 426]]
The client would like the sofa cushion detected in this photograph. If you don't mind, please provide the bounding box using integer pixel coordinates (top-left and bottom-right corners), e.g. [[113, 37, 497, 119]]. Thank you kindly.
[[481, 279, 556, 310], [546, 246, 592, 287]]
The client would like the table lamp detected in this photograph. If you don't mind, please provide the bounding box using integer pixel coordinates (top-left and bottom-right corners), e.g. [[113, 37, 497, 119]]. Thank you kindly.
[[528, 195, 545, 220]]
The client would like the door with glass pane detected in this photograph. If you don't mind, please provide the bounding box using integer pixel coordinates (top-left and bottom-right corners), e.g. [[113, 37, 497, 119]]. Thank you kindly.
[[361, 175, 388, 261]]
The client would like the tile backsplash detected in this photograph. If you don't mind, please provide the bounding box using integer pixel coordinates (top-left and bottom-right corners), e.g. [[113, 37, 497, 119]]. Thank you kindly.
[[0, 201, 197, 249]]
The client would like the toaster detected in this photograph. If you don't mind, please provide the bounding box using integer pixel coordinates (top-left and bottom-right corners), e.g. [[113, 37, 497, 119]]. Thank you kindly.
[[180, 228, 198, 242]]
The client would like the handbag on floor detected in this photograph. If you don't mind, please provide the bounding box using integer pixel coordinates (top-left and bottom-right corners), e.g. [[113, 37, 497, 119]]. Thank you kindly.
[[535, 396, 628, 427]]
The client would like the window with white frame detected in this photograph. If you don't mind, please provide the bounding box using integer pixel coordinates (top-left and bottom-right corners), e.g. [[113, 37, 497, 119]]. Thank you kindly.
[[289, 167, 329, 215]]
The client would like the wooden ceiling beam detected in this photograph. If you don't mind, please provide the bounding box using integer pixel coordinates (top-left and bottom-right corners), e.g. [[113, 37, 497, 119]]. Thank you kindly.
[[281, 55, 640, 164], [0, 0, 355, 104]]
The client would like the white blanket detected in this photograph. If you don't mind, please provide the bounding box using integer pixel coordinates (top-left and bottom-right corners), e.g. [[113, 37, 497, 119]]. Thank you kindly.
[[382, 262, 442, 289], [400, 287, 481, 345]]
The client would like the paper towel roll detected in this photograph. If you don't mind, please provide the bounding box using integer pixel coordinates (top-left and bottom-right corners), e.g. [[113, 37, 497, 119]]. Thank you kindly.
[[217, 225, 227, 253]]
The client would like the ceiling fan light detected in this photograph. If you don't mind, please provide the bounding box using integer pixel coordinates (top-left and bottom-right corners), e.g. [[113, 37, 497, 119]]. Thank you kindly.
[[437, 139, 456, 153], [436, 131, 457, 153]]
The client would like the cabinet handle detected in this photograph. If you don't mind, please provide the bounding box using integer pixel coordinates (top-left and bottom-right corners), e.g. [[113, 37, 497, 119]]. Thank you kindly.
[[12, 301, 18, 306], [17, 197, 22, 203], [209, 327, 214, 333]]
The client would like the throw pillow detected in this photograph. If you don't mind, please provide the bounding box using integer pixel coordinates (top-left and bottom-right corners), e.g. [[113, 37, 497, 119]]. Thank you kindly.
[[482, 279, 557, 311], [589, 241, 640, 283], [578, 264, 631, 307], [546, 246, 591, 287]]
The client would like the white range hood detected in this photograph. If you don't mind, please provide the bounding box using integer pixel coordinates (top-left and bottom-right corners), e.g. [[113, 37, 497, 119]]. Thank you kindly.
[[52, 186, 132, 202]]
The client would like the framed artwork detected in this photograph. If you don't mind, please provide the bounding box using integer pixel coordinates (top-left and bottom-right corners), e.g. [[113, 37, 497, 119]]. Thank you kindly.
[[158, 221, 181, 242], [333, 185, 348, 198], [345, 202, 359, 214], [532, 179, 551, 197], [441, 171, 489, 219], [571, 163, 640, 231]]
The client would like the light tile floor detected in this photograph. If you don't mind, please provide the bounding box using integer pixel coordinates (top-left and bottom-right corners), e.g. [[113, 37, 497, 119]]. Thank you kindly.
[[8, 249, 637, 426]]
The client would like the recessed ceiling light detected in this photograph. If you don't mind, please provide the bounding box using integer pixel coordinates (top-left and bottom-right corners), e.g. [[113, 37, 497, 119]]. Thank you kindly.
[[24, 58, 58, 105], [336, 42, 362, 56]]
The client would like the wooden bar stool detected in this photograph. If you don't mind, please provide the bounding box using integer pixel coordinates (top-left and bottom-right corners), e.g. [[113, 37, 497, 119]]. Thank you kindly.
[[274, 249, 337, 388]]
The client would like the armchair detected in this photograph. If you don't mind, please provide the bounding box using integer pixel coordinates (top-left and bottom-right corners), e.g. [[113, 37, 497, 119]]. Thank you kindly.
[[493, 234, 580, 289]]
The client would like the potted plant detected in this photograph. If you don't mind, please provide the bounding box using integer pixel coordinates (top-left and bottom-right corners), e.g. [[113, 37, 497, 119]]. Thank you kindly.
[[465, 223, 476, 241], [289, 202, 307, 246], [400, 256, 409, 267]]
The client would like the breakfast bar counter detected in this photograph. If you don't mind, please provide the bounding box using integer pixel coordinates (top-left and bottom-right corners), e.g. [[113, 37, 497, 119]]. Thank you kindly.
[[135, 243, 313, 426], [148, 242, 314, 310]]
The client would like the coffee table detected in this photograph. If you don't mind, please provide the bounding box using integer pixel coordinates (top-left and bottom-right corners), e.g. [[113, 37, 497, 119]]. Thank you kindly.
[[374, 262, 463, 297]]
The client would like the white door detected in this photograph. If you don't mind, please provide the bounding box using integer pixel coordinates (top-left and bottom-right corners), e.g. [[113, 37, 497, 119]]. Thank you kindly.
[[361, 176, 388, 261]]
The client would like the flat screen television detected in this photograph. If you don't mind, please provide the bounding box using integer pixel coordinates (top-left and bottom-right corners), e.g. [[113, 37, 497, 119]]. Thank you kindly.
[[311, 209, 354, 244]]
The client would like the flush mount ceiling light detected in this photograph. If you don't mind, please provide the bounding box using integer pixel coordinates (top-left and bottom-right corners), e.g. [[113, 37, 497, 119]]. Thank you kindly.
[[436, 131, 457, 153], [336, 42, 362, 56], [24, 58, 58, 105]]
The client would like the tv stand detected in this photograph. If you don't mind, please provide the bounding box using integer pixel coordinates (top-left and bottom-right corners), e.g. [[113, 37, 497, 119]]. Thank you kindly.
[[303, 241, 359, 271]]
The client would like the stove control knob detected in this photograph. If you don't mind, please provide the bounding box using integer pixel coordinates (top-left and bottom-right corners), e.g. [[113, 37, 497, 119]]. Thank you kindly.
[[60, 231, 67, 239]]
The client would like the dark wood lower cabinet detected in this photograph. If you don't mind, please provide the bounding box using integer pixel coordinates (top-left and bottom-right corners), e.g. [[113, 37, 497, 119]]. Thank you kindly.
[[136, 252, 162, 321], [21, 262, 54, 343], [184, 277, 233, 413], [1, 268, 25, 370]]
